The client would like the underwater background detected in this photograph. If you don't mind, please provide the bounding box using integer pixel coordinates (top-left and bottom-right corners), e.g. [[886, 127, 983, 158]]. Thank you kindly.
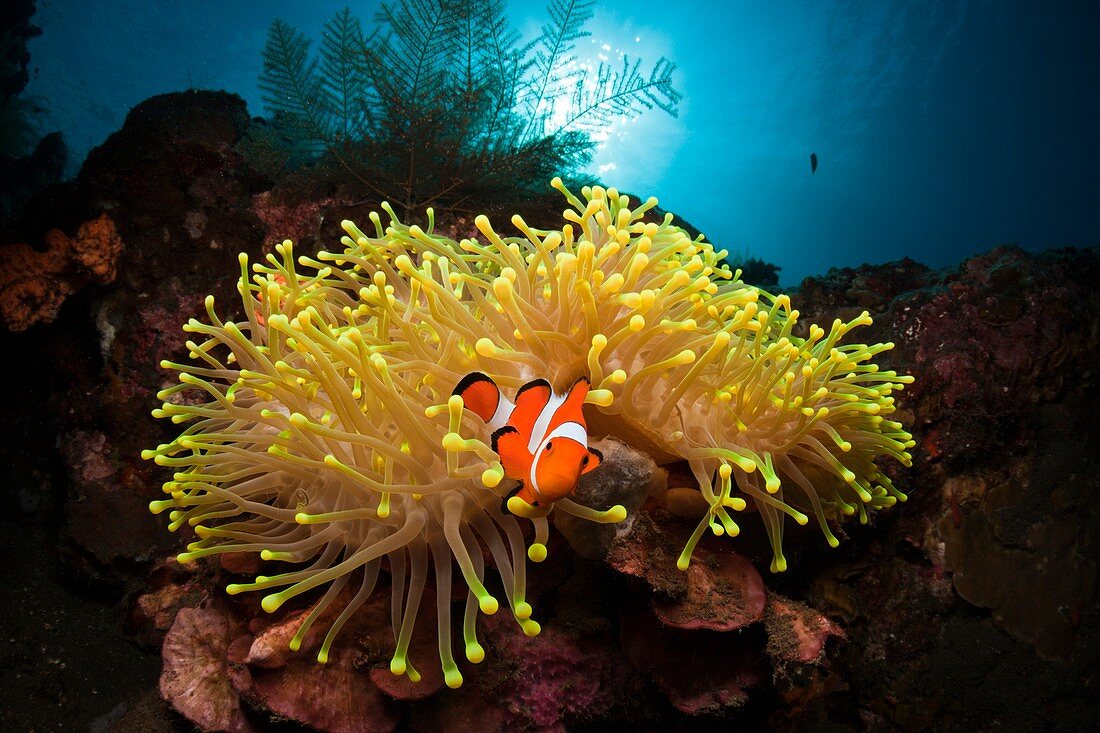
[[20, 0, 1100, 283], [1, 1, 1098, 732]]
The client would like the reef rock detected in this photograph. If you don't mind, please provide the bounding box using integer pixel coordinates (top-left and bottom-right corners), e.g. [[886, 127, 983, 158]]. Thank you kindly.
[[621, 603, 762, 715], [554, 437, 665, 560], [14, 91, 272, 585], [765, 592, 845, 665], [795, 246, 1100, 731], [652, 546, 766, 632], [247, 648, 399, 733], [60, 428, 167, 573], [0, 214, 121, 331], [608, 509, 767, 631]]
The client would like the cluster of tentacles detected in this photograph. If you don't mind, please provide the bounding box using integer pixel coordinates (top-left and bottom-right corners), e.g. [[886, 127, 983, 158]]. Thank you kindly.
[[145, 178, 913, 682]]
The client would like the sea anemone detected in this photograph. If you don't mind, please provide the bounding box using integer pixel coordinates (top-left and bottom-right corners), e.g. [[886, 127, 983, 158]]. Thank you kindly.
[[144, 178, 913, 683]]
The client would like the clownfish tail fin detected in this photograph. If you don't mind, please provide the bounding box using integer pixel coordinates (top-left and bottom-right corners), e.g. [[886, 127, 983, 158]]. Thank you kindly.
[[453, 372, 500, 423]]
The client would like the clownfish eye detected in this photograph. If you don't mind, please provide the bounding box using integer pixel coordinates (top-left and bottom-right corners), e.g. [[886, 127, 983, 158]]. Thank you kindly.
[[581, 455, 589, 466], [544, 441, 553, 451]]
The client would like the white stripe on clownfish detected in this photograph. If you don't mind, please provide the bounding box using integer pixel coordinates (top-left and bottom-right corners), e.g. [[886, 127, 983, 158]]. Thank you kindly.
[[528, 420, 588, 499], [487, 393, 516, 432], [527, 391, 569, 455]]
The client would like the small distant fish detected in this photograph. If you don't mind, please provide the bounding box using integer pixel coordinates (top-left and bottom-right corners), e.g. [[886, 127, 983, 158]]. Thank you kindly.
[[453, 372, 602, 507], [810, 152, 818, 175]]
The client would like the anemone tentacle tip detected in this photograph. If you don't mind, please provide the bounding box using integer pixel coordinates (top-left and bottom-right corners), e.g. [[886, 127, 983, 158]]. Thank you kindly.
[[466, 642, 485, 664], [527, 543, 548, 563], [479, 596, 499, 615]]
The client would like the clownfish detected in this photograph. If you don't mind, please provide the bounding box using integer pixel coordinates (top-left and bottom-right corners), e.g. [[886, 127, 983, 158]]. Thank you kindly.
[[452, 372, 603, 507], [253, 274, 287, 326]]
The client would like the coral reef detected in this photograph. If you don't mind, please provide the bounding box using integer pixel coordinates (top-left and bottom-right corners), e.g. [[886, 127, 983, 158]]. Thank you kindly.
[[249, 191, 349, 249], [793, 245, 1100, 730], [26, 90, 268, 586], [0, 214, 121, 331], [2, 89, 1096, 733]]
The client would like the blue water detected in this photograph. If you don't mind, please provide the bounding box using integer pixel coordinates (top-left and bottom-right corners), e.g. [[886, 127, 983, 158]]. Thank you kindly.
[[22, 0, 1099, 285]]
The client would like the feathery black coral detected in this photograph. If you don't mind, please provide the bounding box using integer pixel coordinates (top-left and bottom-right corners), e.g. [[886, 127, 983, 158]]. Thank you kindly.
[[244, 0, 682, 217]]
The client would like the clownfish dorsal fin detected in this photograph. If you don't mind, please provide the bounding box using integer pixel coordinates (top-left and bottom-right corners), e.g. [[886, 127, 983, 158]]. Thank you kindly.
[[491, 425, 532, 481], [509, 378, 551, 437], [561, 376, 590, 415]]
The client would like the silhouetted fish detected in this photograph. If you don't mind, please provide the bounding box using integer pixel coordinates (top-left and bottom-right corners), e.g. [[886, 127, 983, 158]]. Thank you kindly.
[[810, 152, 818, 175]]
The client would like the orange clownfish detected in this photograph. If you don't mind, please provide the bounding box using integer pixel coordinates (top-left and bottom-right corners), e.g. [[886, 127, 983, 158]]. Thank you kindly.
[[254, 274, 287, 326], [452, 372, 603, 507]]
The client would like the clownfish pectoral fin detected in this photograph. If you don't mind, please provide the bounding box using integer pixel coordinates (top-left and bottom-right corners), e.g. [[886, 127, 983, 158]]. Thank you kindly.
[[491, 425, 532, 480], [453, 372, 501, 423], [509, 378, 552, 437], [515, 482, 540, 506], [581, 446, 603, 475], [500, 482, 540, 514]]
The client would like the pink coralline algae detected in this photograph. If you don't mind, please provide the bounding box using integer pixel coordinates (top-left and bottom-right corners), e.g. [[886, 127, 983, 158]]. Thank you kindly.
[[765, 592, 845, 664], [154, 588, 403, 733], [160, 606, 259, 733], [244, 644, 399, 733], [250, 191, 347, 248], [473, 612, 633, 731]]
